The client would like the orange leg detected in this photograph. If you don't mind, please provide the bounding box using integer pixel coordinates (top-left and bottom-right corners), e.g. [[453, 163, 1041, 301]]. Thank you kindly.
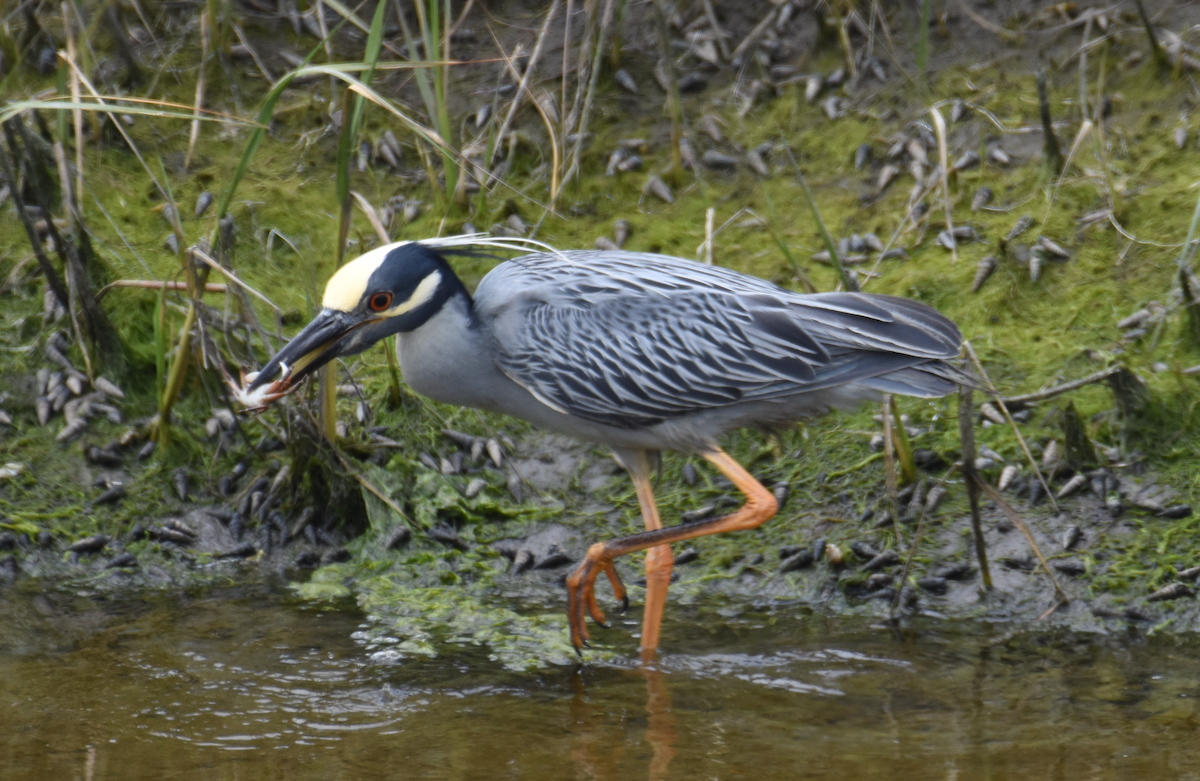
[[565, 447, 778, 656], [632, 462, 673, 662]]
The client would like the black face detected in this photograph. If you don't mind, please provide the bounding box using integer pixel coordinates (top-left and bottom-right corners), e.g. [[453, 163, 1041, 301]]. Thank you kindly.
[[246, 243, 467, 392]]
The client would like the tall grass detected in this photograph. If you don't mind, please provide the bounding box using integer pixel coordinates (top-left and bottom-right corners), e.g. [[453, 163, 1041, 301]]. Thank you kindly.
[[6, 15, 455, 447], [915, 0, 931, 95], [400, 0, 458, 207]]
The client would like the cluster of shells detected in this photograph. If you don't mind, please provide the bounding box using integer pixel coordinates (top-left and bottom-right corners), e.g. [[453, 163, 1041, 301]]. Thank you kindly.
[[28, 333, 127, 444], [969, 217, 1074, 292]]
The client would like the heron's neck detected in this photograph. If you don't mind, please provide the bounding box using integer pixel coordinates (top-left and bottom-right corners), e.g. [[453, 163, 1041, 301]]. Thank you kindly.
[[396, 292, 500, 407]]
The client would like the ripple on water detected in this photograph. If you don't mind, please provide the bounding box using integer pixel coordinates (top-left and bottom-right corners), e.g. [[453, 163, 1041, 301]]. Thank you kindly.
[[4, 586, 1200, 780]]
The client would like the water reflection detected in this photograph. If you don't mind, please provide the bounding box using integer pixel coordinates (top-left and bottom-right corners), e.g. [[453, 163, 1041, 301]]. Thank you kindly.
[[2, 584, 1199, 780]]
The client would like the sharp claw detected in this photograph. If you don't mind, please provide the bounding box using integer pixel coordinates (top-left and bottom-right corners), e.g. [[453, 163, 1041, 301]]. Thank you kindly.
[[620, 595, 630, 613], [581, 639, 592, 649]]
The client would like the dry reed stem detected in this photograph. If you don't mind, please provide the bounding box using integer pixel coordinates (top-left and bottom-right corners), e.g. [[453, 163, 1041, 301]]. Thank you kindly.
[[963, 340, 1059, 513], [62, 3, 84, 210], [957, 385, 993, 589], [730, 5, 777, 65], [0, 134, 71, 310], [58, 58, 172, 203], [185, 10, 210, 170], [1000, 365, 1123, 406], [703, 207, 714, 265], [890, 463, 958, 617], [96, 281, 228, 300], [561, 0, 574, 127], [233, 23, 275, 81], [52, 139, 95, 380], [929, 106, 957, 263], [490, 0, 562, 199], [565, 0, 616, 186], [974, 478, 1067, 605], [190, 247, 282, 314], [701, 0, 731, 61], [881, 395, 905, 550], [350, 190, 390, 242]]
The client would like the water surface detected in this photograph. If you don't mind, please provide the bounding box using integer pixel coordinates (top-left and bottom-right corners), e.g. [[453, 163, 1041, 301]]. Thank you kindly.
[[2, 583, 1198, 780]]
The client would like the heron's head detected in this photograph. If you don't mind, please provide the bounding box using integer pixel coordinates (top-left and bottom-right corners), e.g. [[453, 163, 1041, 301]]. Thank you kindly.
[[245, 242, 464, 394]]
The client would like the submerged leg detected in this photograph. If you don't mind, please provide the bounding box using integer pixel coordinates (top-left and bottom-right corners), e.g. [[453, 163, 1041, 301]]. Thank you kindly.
[[566, 447, 778, 655], [628, 453, 673, 661]]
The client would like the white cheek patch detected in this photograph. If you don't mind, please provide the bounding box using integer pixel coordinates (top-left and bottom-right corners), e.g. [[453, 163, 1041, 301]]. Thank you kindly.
[[380, 271, 442, 317]]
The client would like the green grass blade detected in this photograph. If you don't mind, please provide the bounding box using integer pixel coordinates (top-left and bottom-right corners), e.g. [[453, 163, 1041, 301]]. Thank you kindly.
[[762, 187, 817, 294], [917, 0, 931, 94], [786, 150, 856, 292]]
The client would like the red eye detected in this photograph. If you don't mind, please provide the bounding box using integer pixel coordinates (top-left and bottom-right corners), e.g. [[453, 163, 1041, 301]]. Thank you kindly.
[[368, 292, 393, 312]]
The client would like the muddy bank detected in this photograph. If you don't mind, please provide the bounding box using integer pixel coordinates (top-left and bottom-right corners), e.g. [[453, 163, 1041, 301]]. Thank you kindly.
[[2, 0, 1200, 667]]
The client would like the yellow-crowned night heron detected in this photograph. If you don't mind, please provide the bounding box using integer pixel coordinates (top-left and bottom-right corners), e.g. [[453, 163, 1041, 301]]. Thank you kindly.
[[241, 237, 962, 657]]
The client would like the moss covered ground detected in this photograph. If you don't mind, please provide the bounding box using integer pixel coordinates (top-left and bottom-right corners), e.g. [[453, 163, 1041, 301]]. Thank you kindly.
[[2, 2, 1200, 667]]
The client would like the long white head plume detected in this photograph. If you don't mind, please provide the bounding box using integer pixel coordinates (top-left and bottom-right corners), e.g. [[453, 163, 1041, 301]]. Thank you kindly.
[[322, 233, 572, 312]]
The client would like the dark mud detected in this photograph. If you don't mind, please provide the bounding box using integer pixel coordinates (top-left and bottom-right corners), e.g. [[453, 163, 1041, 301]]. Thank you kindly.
[[2, 0, 1200, 669]]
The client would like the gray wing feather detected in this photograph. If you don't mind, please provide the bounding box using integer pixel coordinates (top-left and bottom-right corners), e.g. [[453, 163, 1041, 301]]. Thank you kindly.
[[475, 251, 961, 428]]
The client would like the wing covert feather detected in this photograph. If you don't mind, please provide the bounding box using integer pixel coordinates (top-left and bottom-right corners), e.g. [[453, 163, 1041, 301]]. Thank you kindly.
[[474, 251, 960, 427]]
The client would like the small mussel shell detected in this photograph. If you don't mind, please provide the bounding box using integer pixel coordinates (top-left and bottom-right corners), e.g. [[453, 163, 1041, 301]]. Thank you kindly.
[[1029, 247, 1046, 282], [866, 573, 894, 591], [971, 186, 993, 212], [216, 542, 257, 559], [917, 576, 948, 595], [643, 176, 674, 204], [106, 552, 138, 569], [1053, 560, 1086, 576], [854, 143, 871, 171], [1038, 235, 1070, 259], [511, 548, 534, 574], [172, 467, 189, 501], [850, 541, 882, 559], [779, 549, 815, 572], [862, 549, 900, 571], [805, 73, 824, 103], [877, 164, 899, 191], [936, 562, 974, 580], [614, 68, 639, 94], [613, 218, 632, 248], [195, 191, 214, 218], [464, 478, 486, 499], [745, 148, 771, 177], [67, 534, 110, 554], [95, 484, 126, 505], [1056, 474, 1088, 498], [952, 150, 980, 171], [972, 255, 998, 293], [701, 150, 739, 169], [1147, 582, 1195, 602], [428, 524, 469, 551]]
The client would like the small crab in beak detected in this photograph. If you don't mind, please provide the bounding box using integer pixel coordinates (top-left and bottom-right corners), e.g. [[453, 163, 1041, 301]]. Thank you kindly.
[[227, 364, 294, 412]]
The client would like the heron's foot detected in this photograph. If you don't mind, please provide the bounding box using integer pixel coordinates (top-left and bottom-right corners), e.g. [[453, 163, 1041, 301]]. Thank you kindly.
[[566, 545, 627, 653]]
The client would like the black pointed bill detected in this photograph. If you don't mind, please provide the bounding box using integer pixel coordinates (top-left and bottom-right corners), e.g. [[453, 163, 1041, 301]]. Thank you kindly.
[[247, 309, 373, 392]]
